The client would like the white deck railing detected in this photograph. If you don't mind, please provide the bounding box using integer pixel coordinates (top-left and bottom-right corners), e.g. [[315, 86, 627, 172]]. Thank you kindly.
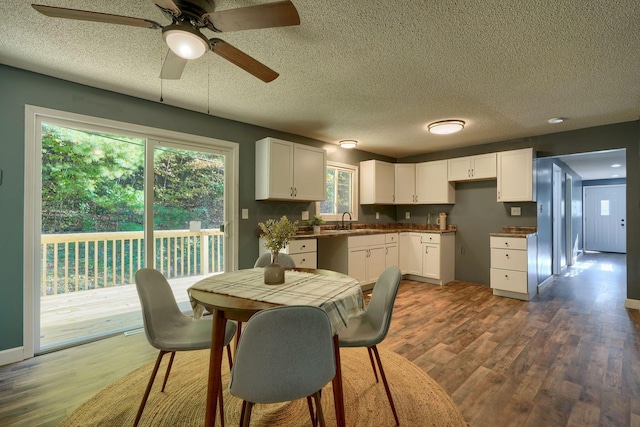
[[40, 229, 224, 296]]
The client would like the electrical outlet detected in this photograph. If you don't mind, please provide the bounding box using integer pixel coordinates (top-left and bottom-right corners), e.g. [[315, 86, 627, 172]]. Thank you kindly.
[[405, 212, 410, 219], [241, 209, 249, 219], [376, 212, 380, 220], [301, 211, 309, 221], [511, 207, 522, 216]]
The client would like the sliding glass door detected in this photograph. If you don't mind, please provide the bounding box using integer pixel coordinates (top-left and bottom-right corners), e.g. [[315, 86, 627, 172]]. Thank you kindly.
[[31, 112, 235, 353]]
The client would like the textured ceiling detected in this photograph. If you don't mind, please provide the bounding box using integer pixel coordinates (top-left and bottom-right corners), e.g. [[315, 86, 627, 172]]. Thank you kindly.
[[1, 0, 639, 165]]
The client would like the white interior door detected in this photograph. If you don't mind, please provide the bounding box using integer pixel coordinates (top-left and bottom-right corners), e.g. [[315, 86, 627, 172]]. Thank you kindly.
[[584, 185, 626, 253]]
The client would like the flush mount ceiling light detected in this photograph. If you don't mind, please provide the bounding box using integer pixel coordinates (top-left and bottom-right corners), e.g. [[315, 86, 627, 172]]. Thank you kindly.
[[428, 120, 465, 135], [339, 140, 358, 149], [547, 117, 565, 124], [162, 25, 209, 59], [611, 163, 622, 168]]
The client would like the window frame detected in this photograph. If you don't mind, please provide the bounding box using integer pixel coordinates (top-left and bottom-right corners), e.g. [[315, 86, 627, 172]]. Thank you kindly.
[[316, 161, 359, 221]]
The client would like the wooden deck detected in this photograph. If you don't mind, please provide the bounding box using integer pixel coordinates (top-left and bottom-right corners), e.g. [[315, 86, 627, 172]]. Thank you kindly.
[[39, 274, 214, 350]]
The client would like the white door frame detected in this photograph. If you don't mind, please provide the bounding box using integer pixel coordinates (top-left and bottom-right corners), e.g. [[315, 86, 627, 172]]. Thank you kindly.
[[23, 105, 239, 360], [552, 164, 562, 275]]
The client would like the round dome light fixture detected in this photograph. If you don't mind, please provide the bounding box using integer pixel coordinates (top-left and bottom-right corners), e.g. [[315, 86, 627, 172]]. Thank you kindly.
[[428, 120, 465, 135], [547, 117, 565, 124], [339, 139, 358, 149]]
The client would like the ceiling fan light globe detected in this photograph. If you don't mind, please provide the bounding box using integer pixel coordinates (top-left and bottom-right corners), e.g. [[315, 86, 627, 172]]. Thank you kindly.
[[164, 29, 208, 59]]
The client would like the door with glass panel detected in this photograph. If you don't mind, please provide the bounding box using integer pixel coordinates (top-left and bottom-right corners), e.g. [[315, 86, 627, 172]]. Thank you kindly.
[[38, 122, 229, 352]]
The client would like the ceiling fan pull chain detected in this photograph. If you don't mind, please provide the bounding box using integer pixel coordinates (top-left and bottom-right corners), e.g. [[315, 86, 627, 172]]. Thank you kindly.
[[207, 57, 211, 114]]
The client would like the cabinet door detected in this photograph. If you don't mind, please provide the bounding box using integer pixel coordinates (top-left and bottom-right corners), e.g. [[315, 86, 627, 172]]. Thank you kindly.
[[448, 157, 472, 181], [256, 138, 294, 200], [471, 153, 497, 179], [385, 244, 399, 268], [417, 160, 455, 204], [422, 243, 441, 279], [497, 148, 535, 202], [367, 246, 387, 283], [293, 144, 326, 201], [348, 247, 368, 283], [360, 160, 395, 204], [399, 233, 422, 275], [394, 164, 416, 204]]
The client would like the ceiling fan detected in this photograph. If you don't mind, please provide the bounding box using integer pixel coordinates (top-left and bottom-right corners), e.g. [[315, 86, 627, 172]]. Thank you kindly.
[[31, 0, 300, 82]]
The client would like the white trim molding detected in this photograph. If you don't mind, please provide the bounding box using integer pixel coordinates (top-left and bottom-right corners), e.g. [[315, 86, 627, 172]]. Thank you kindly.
[[0, 347, 25, 367], [625, 299, 640, 310]]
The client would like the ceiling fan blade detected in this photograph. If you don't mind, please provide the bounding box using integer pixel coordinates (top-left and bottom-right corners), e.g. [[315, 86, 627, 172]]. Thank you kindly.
[[204, 0, 300, 32], [31, 4, 162, 29], [153, 0, 181, 17], [160, 49, 188, 79], [210, 39, 278, 82]]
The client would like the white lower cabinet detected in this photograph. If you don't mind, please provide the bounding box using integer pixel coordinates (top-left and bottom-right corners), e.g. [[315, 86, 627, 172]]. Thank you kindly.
[[490, 235, 537, 300], [399, 232, 455, 285], [384, 233, 399, 268]]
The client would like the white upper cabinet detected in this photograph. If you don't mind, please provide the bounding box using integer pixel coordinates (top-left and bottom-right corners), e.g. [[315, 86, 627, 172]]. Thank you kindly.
[[394, 163, 416, 204], [360, 160, 395, 204], [255, 137, 326, 201], [448, 153, 497, 181], [416, 160, 455, 204], [497, 148, 536, 202], [395, 161, 454, 204]]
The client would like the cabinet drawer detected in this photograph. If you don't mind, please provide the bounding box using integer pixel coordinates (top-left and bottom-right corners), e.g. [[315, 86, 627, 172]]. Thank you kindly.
[[490, 236, 526, 250], [491, 248, 528, 271], [385, 233, 399, 243], [289, 252, 317, 269], [490, 268, 527, 293], [420, 233, 440, 244], [286, 239, 317, 254], [348, 234, 385, 248]]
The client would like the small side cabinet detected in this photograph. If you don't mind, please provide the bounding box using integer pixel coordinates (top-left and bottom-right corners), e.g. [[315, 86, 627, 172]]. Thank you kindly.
[[490, 235, 537, 300]]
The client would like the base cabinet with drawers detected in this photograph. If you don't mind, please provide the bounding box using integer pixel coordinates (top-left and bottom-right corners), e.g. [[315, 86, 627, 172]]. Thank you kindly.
[[259, 238, 317, 269], [490, 235, 537, 300]]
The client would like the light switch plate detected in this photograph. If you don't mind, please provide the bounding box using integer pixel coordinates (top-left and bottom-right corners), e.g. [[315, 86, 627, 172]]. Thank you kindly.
[[301, 211, 309, 221], [376, 212, 380, 220], [511, 207, 522, 216], [405, 212, 410, 219], [241, 208, 249, 219]]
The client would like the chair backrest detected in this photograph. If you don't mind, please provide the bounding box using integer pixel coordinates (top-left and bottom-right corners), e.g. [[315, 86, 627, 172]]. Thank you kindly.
[[362, 266, 402, 344], [254, 252, 296, 268], [134, 268, 189, 349], [229, 305, 335, 404]]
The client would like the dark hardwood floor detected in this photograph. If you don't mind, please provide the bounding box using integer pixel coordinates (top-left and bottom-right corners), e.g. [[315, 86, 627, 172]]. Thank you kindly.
[[1, 252, 638, 426]]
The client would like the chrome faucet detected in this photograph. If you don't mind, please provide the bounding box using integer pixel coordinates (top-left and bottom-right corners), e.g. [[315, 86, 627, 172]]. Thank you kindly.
[[341, 211, 352, 230]]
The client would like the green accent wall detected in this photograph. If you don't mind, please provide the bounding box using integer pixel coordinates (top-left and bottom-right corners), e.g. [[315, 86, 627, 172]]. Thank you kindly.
[[1, 64, 639, 354]]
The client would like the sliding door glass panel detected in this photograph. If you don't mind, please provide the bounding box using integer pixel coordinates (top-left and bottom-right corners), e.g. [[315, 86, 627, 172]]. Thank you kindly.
[[152, 143, 226, 312], [40, 123, 145, 351]]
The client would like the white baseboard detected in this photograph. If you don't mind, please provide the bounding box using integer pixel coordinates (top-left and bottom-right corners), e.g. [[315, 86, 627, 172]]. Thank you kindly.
[[0, 346, 26, 367], [625, 299, 640, 310], [537, 275, 555, 294]]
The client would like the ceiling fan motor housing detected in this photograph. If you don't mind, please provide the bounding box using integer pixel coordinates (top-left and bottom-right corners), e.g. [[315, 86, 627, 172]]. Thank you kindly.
[[170, 0, 216, 27]]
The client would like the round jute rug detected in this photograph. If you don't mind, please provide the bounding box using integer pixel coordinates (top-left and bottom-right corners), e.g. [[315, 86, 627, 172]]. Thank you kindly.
[[58, 347, 466, 427]]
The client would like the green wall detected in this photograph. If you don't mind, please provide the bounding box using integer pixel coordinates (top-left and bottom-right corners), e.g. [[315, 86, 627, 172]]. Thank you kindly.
[[1, 64, 638, 354]]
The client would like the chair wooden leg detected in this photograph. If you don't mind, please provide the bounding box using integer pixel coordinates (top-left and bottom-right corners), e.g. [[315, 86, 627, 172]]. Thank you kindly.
[[367, 347, 379, 382], [161, 351, 176, 392], [306, 396, 316, 426], [313, 391, 326, 427], [371, 346, 399, 426], [239, 401, 246, 427], [226, 344, 233, 369], [134, 349, 170, 427], [241, 401, 254, 427]]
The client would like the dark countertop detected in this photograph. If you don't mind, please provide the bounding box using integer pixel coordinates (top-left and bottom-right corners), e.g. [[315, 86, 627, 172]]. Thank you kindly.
[[490, 226, 537, 238], [291, 224, 457, 240]]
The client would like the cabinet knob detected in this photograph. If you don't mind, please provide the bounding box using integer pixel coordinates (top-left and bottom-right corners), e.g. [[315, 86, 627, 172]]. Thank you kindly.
[[505, 254, 510, 258], [301, 245, 306, 248], [504, 274, 509, 279]]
